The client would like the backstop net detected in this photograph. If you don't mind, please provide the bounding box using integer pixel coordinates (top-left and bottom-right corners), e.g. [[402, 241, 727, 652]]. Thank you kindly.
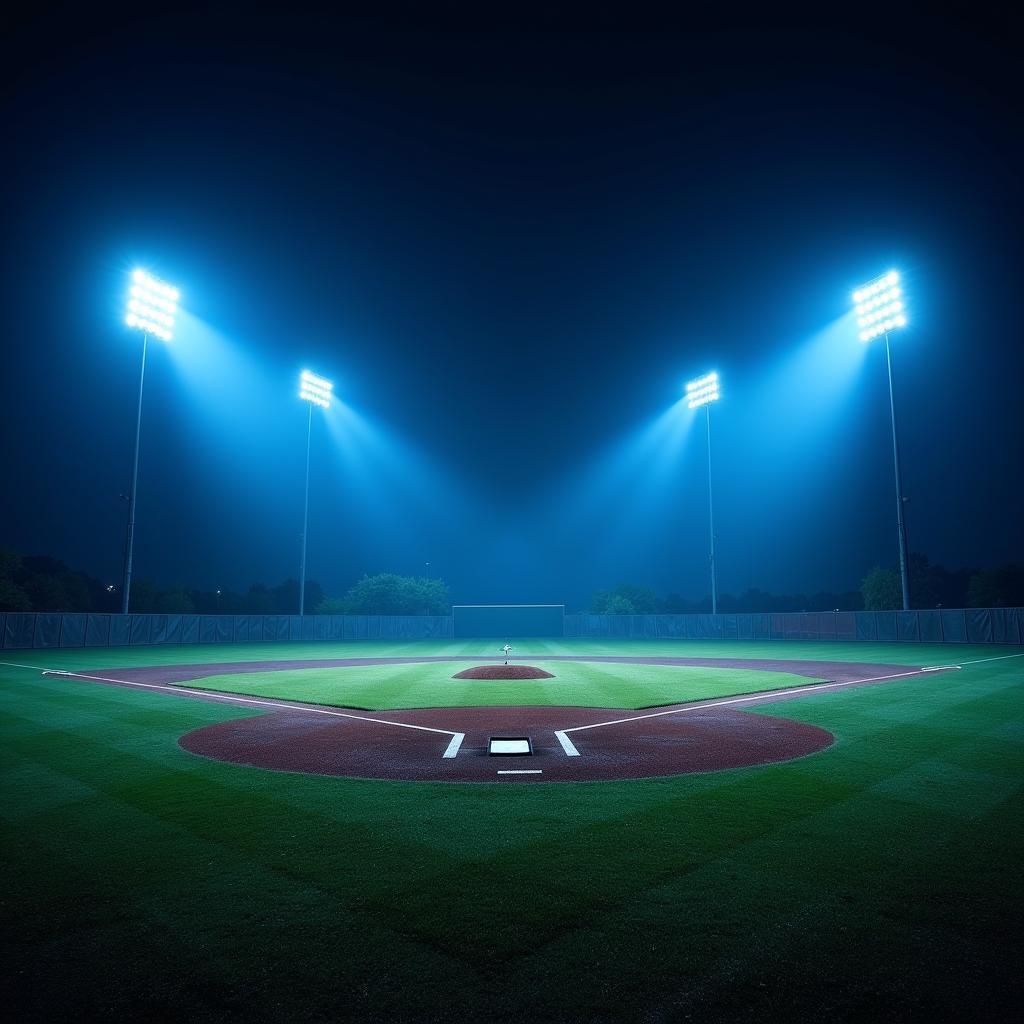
[[452, 605, 565, 638]]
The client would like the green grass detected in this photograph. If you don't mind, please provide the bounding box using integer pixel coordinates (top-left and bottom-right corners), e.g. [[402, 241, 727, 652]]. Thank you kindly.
[[1, 640, 1021, 1022], [185, 661, 817, 709], [0, 636, 1003, 671]]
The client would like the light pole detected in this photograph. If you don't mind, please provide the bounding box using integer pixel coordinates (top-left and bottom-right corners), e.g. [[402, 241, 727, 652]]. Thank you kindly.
[[121, 269, 178, 614], [854, 269, 910, 610], [297, 369, 333, 616], [686, 372, 721, 614]]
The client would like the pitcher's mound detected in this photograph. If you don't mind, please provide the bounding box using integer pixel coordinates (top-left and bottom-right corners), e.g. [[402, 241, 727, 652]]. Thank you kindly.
[[453, 665, 554, 680]]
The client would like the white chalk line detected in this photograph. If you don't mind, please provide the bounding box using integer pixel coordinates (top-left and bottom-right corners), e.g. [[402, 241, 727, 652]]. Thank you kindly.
[[497, 769, 543, 775], [443, 733, 465, 758], [29, 668, 463, 746], [559, 666, 960, 736], [554, 730, 580, 757], [955, 651, 1024, 667]]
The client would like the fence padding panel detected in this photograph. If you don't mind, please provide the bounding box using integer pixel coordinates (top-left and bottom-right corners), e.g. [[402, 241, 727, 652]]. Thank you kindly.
[[1, 609, 1021, 649], [33, 613, 61, 648], [60, 614, 86, 648]]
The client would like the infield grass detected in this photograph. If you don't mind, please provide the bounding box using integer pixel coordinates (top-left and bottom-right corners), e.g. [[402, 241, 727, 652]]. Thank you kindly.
[[175, 661, 820, 710], [1, 640, 1021, 1022]]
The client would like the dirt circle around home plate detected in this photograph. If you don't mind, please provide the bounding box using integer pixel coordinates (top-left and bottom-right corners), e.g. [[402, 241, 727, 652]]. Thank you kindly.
[[73, 654, 923, 784], [452, 664, 555, 679], [178, 703, 835, 783]]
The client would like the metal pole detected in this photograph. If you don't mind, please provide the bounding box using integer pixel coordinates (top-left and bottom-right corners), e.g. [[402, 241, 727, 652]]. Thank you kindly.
[[121, 332, 148, 614], [884, 332, 911, 610], [705, 403, 718, 615], [298, 402, 313, 616]]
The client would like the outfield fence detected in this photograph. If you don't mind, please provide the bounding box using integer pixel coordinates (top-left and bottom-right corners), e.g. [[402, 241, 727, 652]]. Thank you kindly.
[[0, 612, 453, 650], [1, 607, 1021, 650], [564, 608, 1024, 644]]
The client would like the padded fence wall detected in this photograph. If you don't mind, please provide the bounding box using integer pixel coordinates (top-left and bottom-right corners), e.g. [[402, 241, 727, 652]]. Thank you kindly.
[[0, 613, 452, 649], [2, 609, 1022, 649], [563, 609, 1024, 644]]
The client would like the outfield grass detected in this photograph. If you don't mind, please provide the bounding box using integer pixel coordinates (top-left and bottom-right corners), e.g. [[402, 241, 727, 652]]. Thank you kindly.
[[184, 661, 819, 710], [0, 636, 1003, 672], [1, 640, 1021, 1022]]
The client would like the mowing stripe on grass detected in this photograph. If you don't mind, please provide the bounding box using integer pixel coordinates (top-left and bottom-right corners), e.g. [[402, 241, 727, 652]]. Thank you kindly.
[[33, 668, 463, 742], [559, 665, 958, 735]]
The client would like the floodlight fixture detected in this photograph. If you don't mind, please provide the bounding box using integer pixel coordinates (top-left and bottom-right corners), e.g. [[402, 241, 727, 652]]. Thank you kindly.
[[297, 368, 334, 616], [852, 269, 912, 609], [299, 369, 333, 408], [685, 370, 721, 614], [853, 270, 906, 342], [119, 266, 180, 613], [125, 268, 178, 341], [686, 371, 720, 409]]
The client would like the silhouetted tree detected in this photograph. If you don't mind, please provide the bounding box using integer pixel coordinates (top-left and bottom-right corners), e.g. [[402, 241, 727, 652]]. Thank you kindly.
[[325, 573, 449, 615], [156, 585, 195, 614], [591, 583, 656, 614], [602, 594, 636, 615], [0, 549, 31, 611], [861, 566, 902, 610], [968, 565, 1024, 607], [244, 583, 275, 614]]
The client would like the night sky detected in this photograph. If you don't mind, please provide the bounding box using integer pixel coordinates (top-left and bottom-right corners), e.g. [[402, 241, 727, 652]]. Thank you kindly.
[[2, 9, 1021, 608]]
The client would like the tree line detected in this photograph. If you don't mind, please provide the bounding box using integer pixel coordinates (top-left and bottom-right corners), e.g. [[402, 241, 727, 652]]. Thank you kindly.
[[589, 554, 1024, 615], [2, 546, 1021, 616], [0, 551, 450, 616]]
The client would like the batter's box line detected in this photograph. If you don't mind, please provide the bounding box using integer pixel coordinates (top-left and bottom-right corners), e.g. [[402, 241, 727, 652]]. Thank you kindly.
[[33, 668, 466, 759], [553, 665, 966, 753]]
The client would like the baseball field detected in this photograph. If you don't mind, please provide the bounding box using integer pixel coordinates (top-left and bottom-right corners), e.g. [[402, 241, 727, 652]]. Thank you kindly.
[[2, 638, 1021, 1021]]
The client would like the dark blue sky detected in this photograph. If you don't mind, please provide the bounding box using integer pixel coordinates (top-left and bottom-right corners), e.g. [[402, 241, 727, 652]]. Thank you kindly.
[[2, 9, 1021, 607]]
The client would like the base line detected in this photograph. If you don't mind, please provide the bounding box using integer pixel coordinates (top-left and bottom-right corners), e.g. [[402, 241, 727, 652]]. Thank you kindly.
[[33, 668, 462, 744], [497, 770, 543, 775], [560, 666, 953, 736]]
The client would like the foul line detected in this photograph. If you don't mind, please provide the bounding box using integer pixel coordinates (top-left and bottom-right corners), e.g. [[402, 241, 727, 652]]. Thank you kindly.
[[29, 668, 463, 744], [497, 769, 543, 775], [955, 651, 1024, 667], [559, 666, 957, 736]]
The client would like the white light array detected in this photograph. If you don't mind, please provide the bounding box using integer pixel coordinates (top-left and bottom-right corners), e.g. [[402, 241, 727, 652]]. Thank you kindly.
[[686, 371, 720, 409], [125, 268, 179, 341], [853, 270, 907, 342], [299, 369, 333, 408]]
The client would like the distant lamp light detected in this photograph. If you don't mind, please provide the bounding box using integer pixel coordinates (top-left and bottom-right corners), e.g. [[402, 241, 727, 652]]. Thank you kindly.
[[685, 371, 720, 409], [299, 369, 333, 409], [853, 270, 906, 342], [125, 269, 178, 342]]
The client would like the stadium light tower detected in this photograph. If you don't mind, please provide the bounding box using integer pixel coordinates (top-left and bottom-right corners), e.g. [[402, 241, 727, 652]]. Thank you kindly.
[[297, 369, 333, 616], [853, 270, 911, 610], [120, 269, 179, 614], [686, 372, 721, 614]]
